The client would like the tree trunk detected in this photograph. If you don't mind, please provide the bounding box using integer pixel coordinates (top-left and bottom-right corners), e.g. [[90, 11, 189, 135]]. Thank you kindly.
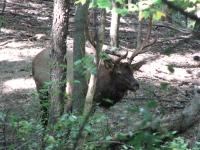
[[49, 0, 69, 125], [193, 3, 200, 39], [72, 9, 107, 150], [66, 49, 73, 113], [73, 1, 90, 115], [84, 9, 106, 115], [193, 20, 200, 39], [110, 0, 121, 47]]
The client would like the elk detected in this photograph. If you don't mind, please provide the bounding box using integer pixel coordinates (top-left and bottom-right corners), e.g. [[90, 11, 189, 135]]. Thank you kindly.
[[32, 16, 156, 121], [32, 50, 144, 107]]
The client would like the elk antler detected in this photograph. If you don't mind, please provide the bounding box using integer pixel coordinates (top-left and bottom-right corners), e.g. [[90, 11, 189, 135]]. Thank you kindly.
[[103, 46, 128, 64], [128, 14, 156, 64], [112, 50, 128, 64], [104, 49, 128, 64]]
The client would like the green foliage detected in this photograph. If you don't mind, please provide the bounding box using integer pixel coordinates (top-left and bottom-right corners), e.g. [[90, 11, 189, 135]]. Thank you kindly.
[[0, 101, 43, 149], [162, 136, 200, 150], [116, 8, 130, 17], [74, 0, 87, 5], [74, 54, 97, 79], [0, 16, 3, 30], [96, 0, 112, 9], [81, 0, 199, 24], [1, 91, 197, 150], [168, 66, 175, 73], [161, 82, 169, 90], [164, 49, 173, 56], [147, 100, 157, 108]]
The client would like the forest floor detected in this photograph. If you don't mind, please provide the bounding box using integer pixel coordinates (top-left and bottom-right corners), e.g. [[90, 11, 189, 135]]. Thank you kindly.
[[0, 0, 200, 149]]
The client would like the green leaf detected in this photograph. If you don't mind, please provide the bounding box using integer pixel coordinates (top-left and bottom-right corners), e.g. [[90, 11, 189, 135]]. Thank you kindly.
[[96, 0, 112, 9], [122, 145, 128, 149], [164, 49, 173, 56], [139, 108, 152, 120], [103, 98, 113, 104], [117, 122, 124, 127], [74, 59, 82, 66], [139, 11, 150, 20], [116, 8, 129, 16], [117, 133, 128, 141], [115, 0, 124, 5], [85, 126, 94, 132], [73, 80, 81, 83], [127, 107, 139, 113], [195, 141, 200, 145], [89, 0, 96, 8], [153, 14, 160, 21], [69, 115, 77, 122], [161, 82, 168, 90], [52, 90, 60, 95], [168, 66, 174, 73], [151, 0, 162, 5], [106, 136, 113, 140], [75, 0, 87, 5], [147, 100, 156, 108], [47, 135, 56, 143], [156, 10, 166, 18], [0, 112, 6, 121]]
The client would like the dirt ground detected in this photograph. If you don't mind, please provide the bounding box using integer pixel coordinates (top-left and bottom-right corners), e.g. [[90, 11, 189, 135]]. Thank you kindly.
[[0, 0, 200, 149]]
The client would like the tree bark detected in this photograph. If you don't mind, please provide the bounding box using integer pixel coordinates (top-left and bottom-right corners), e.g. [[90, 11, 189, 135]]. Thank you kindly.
[[49, 0, 69, 125], [110, 0, 121, 47], [72, 9, 107, 150], [73, 1, 90, 115]]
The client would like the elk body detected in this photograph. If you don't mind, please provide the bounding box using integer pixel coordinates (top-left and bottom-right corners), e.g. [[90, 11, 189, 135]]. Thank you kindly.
[[32, 15, 156, 111], [32, 49, 144, 108]]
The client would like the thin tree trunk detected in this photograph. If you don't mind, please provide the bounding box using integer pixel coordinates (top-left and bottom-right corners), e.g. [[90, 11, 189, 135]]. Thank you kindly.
[[110, 0, 120, 47], [73, 1, 90, 115], [193, 20, 200, 39], [66, 49, 73, 113], [49, 0, 69, 125], [193, 4, 200, 39], [84, 9, 106, 115], [73, 9, 107, 150]]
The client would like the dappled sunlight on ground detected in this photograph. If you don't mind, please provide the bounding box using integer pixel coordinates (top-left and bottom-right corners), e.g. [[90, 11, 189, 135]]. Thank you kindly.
[[0, 46, 43, 61], [0, 43, 43, 96], [3, 78, 35, 93]]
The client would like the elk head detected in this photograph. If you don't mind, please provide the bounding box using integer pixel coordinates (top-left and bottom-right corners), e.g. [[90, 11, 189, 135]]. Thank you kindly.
[[96, 15, 156, 107], [103, 51, 144, 92], [96, 51, 146, 107]]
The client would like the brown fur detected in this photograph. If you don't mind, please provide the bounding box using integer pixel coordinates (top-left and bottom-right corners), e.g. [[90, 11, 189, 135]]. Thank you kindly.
[[32, 49, 144, 108]]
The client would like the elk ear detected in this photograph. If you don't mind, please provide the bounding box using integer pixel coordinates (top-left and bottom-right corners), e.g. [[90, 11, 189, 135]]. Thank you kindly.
[[130, 61, 146, 71], [104, 60, 114, 71]]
